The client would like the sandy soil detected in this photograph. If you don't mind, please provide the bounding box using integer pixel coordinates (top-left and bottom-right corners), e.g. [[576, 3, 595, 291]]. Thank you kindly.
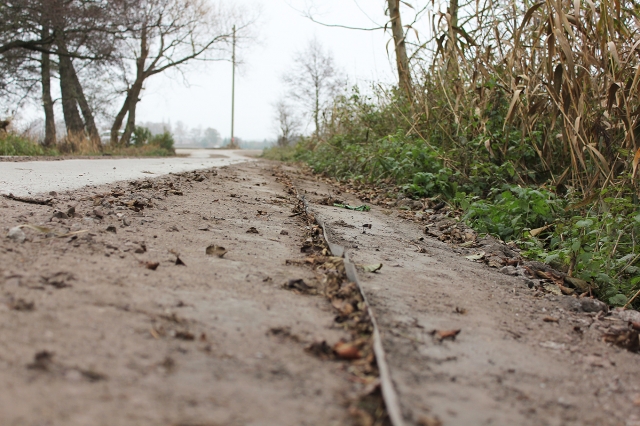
[[1, 159, 639, 426], [291, 169, 640, 426], [0, 161, 359, 426]]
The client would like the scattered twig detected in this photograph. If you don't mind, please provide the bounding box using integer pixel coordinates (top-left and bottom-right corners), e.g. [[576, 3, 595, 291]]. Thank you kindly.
[[3, 193, 53, 206], [623, 288, 640, 310]]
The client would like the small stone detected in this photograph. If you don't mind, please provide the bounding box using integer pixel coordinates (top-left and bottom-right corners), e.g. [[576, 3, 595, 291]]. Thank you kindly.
[[614, 309, 640, 323], [93, 208, 104, 219], [280, 230, 289, 235], [52, 210, 69, 219], [106, 225, 117, 234], [122, 217, 131, 227], [7, 226, 26, 243], [562, 297, 608, 313], [564, 276, 590, 292], [500, 266, 519, 276], [579, 298, 608, 313]]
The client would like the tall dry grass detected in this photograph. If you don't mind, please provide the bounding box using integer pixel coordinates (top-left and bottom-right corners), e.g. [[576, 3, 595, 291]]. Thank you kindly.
[[407, 0, 640, 192]]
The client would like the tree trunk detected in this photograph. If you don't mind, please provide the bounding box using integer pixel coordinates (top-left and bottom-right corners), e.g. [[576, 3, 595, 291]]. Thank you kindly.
[[112, 26, 149, 147], [41, 27, 56, 148], [68, 62, 101, 150], [314, 84, 320, 137], [57, 43, 85, 138], [120, 82, 143, 145], [387, 0, 412, 99], [450, 0, 459, 44], [110, 93, 130, 145], [450, 0, 459, 28]]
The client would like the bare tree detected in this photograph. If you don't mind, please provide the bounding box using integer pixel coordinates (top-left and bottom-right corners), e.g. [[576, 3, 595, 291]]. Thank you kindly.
[[301, 2, 414, 99], [282, 38, 343, 138], [273, 99, 301, 147], [386, 0, 412, 98], [1, 1, 119, 146], [0, 1, 54, 56], [110, 0, 252, 146], [53, 0, 118, 147]]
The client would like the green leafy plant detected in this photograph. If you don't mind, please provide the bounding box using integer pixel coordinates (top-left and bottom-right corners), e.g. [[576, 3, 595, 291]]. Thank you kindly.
[[149, 131, 175, 154], [0, 133, 49, 156], [459, 185, 562, 241], [132, 126, 153, 146]]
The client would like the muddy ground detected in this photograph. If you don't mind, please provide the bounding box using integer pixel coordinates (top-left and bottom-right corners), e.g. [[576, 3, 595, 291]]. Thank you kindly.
[[0, 159, 639, 426]]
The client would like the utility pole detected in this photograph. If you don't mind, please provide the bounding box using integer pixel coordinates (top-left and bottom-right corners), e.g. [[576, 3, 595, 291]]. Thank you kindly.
[[230, 25, 237, 149]]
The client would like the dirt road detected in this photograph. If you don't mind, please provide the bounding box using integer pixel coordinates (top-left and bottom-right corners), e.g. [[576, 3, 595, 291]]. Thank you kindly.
[[0, 159, 639, 426]]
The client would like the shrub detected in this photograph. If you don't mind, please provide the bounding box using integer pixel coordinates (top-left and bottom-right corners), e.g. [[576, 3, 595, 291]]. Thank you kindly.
[[149, 131, 175, 154], [132, 126, 153, 146], [0, 133, 47, 156], [459, 185, 563, 241]]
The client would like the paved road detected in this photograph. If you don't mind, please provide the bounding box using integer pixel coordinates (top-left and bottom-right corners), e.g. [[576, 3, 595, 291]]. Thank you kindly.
[[0, 149, 254, 197]]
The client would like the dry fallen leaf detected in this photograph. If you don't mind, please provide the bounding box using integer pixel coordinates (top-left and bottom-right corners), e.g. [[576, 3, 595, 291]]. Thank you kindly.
[[602, 329, 639, 353], [143, 261, 159, 271], [42, 272, 74, 289], [305, 340, 334, 359], [206, 245, 227, 258], [174, 331, 195, 341], [361, 264, 383, 273], [20, 224, 53, 234], [543, 283, 563, 295], [432, 329, 461, 341], [8, 298, 35, 311], [333, 341, 362, 360], [27, 350, 54, 371], [331, 298, 355, 315], [284, 278, 315, 294], [530, 224, 552, 237], [465, 251, 485, 261], [418, 416, 443, 426], [632, 147, 640, 179]]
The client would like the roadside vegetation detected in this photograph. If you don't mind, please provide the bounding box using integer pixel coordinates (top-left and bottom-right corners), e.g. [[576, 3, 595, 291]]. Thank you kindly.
[[0, 133, 51, 156], [0, 126, 175, 157], [268, 0, 640, 309]]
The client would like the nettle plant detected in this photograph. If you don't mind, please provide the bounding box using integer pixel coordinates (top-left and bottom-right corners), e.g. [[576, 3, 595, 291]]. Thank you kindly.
[[458, 185, 562, 241], [521, 188, 640, 306]]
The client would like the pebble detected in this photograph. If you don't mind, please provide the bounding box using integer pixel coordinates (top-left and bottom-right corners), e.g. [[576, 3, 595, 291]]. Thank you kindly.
[[500, 266, 519, 276], [562, 297, 608, 313], [614, 308, 640, 323], [6, 226, 25, 243]]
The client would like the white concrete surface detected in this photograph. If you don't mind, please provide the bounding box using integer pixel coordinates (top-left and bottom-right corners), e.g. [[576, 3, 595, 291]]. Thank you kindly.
[[0, 149, 253, 197]]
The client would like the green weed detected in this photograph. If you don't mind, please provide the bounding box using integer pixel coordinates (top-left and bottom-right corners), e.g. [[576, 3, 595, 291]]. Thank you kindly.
[[0, 133, 51, 156]]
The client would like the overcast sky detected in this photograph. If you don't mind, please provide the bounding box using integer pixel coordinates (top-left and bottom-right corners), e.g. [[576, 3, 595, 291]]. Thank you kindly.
[[136, 0, 400, 141]]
